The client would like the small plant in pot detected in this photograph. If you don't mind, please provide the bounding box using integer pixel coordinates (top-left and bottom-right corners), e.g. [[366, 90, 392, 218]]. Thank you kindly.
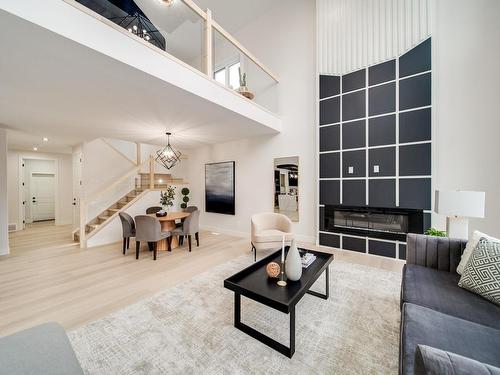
[[180, 187, 190, 210], [159, 186, 176, 215], [237, 67, 254, 100], [425, 227, 447, 237]]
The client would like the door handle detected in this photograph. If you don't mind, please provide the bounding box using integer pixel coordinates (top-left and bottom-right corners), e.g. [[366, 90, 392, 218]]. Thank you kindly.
[[72, 202, 76, 206]]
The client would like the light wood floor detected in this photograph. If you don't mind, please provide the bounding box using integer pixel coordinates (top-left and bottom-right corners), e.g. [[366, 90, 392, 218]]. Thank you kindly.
[[0, 222, 403, 337]]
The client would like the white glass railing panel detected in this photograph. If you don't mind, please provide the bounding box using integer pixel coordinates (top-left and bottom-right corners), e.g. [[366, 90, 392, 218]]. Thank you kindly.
[[213, 28, 278, 114]]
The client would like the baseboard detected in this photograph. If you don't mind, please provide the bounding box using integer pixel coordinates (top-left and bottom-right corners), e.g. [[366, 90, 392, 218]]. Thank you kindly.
[[200, 225, 315, 245], [55, 220, 73, 226], [0, 246, 9, 256], [201, 225, 249, 239]]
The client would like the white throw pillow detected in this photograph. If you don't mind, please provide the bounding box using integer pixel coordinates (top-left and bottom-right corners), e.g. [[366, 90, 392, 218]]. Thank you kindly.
[[457, 230, 500, 275]]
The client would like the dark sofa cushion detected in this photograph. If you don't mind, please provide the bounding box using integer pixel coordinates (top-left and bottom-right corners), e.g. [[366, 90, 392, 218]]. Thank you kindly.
[[401, 303, 500, 375], [402, 264, 500, 330], [414, 345, 500, 375]]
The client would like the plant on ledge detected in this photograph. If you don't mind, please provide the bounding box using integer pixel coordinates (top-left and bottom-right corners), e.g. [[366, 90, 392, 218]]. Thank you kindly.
[[425, 227, 447, 237], [180, 187, 190, 209], [160, 186, 176, 212], [237, 67, 254, 100]]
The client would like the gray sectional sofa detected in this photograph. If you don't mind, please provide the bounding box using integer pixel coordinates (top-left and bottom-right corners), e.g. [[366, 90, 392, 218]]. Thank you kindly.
[[0, 322, 83, 375], [400, 233, 500, 374]]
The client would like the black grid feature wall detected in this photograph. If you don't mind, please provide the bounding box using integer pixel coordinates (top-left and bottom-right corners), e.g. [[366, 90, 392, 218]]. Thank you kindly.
[[318, 38, 432, 260]]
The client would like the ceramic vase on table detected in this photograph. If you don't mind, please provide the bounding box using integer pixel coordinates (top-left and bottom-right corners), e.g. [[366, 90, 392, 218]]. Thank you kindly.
[[285, 239, 302, 281]]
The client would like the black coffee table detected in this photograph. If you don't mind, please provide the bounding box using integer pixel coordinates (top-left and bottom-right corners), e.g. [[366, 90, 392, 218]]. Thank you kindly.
[[224, 247, 334, 358]]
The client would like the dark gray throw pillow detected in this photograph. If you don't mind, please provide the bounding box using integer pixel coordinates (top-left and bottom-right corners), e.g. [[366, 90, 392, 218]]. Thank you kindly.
[[458, 237, 500, 306], [414, 345, 500, 375]]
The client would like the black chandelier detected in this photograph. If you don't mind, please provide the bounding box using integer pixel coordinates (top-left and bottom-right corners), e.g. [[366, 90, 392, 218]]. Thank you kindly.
[[109, 12, 166, 50], [156, 132, 181, 170]]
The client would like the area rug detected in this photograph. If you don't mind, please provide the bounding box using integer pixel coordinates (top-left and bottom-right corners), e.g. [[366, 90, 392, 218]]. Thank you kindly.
[[69, 254, 402, 374]]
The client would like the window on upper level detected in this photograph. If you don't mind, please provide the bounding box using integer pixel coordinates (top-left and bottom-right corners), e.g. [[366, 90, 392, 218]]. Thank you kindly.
[[214, 60, 241, 90]]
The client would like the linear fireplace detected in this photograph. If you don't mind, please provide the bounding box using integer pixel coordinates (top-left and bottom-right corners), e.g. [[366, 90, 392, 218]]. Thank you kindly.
[[323, 206, 424, 241]]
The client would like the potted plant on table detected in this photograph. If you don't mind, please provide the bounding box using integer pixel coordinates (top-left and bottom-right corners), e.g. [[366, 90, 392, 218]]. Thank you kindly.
[[180, 187, 190, 210], [237, 67, 254, 100], [159, 186, 176, 215], [425, 228, 447, 237]]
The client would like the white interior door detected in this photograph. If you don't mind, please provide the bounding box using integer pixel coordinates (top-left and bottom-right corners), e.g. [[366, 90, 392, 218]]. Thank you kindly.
[[30, 173, 56, 222]]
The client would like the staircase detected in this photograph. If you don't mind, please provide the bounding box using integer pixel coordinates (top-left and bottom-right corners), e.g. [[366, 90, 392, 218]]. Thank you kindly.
[[73, 173, 187, 242]]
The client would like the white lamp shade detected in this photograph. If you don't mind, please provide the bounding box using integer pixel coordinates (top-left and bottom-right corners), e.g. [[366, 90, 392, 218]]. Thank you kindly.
[[435, 190, 485, 218]]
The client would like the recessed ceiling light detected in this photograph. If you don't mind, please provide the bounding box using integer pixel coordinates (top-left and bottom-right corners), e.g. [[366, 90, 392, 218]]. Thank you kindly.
[[33, 146, 38, 151], [42, 137, 49, 142], [160, 0, 174, 6]]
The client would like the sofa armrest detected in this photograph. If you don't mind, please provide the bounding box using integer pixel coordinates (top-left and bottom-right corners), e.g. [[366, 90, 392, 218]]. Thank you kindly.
[[414, 345, 500, 375], [0, 322, 84, 375], [406, 234, 467, 273]]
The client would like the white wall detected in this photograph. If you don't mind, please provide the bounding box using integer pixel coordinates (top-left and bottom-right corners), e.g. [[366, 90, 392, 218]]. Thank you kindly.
[[0, 129, 9, 255], [7, 150, 73, 229], [185, 0, 316, 242], [433, 0, 500, 237]]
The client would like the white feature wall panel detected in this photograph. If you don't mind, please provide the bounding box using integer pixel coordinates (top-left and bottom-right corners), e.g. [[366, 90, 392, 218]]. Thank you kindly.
[[317, 0, 432, 75]]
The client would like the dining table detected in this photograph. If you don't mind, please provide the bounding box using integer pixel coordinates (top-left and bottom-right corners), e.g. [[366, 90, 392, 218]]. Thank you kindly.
[[147, 211, 190, 250]]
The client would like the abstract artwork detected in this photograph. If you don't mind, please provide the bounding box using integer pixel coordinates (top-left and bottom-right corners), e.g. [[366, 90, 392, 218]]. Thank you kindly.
[[205, 161, 235, 215]]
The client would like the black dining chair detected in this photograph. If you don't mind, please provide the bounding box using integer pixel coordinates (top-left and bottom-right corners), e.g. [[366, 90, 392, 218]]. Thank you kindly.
[[146, 206, 162, 214], [118, 212, 135, 255], [134, 215, 172, 260]]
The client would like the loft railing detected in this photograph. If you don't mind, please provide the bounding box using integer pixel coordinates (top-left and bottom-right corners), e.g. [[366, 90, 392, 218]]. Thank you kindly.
[[65, 0, 279, 114]]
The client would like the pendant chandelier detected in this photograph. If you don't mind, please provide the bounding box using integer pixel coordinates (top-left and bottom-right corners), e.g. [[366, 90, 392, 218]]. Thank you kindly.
[[156, 132, 181, 170]]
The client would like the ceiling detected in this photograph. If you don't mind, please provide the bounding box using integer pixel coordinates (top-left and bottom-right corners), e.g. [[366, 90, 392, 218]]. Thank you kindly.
[[0, 6, 278, 153]]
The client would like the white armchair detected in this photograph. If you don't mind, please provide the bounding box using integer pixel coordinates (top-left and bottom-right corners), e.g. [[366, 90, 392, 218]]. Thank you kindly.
[[251, 212, 294, 262]]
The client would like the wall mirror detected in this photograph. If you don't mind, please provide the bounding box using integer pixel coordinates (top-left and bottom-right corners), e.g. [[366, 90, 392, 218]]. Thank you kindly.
[[274, 156, 299, 222]]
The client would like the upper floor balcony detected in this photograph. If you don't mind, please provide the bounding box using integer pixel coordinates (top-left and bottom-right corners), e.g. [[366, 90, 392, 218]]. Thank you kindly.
[[0, 0, 281, 149]]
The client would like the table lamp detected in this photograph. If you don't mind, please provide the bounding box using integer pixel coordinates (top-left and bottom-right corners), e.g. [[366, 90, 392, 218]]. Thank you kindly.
[[434, 190, 485, 239]]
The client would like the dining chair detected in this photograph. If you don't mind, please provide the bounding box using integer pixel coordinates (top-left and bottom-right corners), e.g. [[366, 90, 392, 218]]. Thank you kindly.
[[176, 206, 198, 228], [118, 212, 135, 255], [172, 209, 200, 252], [146, 206, 162, 214], [251, 212, 293, 262], [134, 215, 172, 260]]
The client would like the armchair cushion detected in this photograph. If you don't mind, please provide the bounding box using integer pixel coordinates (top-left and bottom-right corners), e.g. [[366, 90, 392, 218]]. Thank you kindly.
[[251, 213, 294, 251], [253, 230, 294, 243], [402, 264, 500, 330]]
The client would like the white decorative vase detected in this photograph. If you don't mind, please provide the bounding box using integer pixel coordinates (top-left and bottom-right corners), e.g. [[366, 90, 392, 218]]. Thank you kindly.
[[285, 239, 302, 281]]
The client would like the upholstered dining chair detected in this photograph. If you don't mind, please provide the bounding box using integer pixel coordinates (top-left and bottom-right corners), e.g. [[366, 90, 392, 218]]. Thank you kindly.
[[251, 212, 294, 262], [146, 206, 162, 214], [176, 206, 198, 228], [172, 209, 200, 252], [134, 215, 172, 260], [118, 212, 135, 255]]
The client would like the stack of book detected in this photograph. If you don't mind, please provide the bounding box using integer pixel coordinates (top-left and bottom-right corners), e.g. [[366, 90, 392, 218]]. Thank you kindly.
[[301, 252, 316, 268]]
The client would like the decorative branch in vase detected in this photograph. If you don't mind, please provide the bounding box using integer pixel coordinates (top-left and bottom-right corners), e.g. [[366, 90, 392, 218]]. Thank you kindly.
[[159, 186, 176, 215], [237, 67, 254, 100]]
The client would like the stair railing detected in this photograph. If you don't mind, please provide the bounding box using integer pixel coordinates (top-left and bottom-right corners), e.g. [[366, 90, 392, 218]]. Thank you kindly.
[[79, 156, 152, 248]]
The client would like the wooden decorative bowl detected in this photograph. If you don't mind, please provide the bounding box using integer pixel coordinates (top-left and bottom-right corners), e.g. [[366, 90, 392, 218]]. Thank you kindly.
[[266, 262, 281, 278]]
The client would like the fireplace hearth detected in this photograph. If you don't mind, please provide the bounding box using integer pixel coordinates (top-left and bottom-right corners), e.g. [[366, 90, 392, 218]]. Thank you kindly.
[[323, 206, 424, 241]]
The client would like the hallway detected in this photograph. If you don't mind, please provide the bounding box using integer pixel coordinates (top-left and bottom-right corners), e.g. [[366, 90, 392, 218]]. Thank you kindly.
[[8, 221, 75, 256]]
